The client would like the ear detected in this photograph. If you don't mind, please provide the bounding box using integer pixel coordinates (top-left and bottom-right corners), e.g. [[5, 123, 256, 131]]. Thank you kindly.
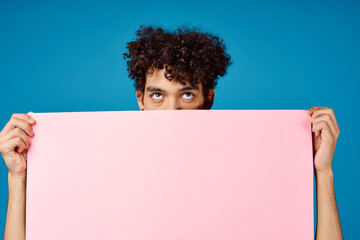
[[136, 90, 145, 110], [203, 89, 215, 110]]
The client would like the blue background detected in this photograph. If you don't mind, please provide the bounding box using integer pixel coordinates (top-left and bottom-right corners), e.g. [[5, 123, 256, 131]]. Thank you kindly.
[[0, 0, 359, 238]]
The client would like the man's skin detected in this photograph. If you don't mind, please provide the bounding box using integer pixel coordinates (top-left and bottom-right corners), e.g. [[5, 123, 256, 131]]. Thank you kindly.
[[1, 67, 343, 239]]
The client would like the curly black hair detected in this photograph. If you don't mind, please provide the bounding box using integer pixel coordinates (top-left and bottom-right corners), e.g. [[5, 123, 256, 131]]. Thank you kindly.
[[122, 25, 232, 99]]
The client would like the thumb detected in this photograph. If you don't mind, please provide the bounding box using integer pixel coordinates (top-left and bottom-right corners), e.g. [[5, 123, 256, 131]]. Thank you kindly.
[[27, 111, 36, 124]]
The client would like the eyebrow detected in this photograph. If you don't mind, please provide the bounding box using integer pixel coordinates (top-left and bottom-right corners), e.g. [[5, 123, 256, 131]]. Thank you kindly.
[[146, 85, 199, 93]]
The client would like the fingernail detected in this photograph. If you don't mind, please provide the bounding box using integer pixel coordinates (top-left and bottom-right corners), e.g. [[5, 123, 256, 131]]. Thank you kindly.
[[29, 118, 35, 123]]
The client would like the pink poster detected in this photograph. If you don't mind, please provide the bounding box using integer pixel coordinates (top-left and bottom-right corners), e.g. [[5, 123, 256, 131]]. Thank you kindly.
[[26, 110, 313, 239]]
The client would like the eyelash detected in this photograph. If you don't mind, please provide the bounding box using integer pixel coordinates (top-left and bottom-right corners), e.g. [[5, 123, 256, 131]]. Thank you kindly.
[[150, 92, 195, 100]]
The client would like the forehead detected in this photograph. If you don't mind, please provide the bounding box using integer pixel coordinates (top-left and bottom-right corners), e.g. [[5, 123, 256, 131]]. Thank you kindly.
[[145, 68, 202, 91]]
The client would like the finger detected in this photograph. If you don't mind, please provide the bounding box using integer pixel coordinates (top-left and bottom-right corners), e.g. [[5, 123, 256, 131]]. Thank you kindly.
[[312, 114, 339, 138], [27, 112, 36, 124], [307, 106, 330, 117], [2, 137, 26, 154], [0, 117, 34, 137], [308, 107, 325, 135], [310, 107, 339, 133], [307, 106, 324, 114], [0, 127, 30, 149], [312, 120, 335, 143], [21, 147, 28, 163], [1, 113, 35, 136], [12, 113, 36, 124]]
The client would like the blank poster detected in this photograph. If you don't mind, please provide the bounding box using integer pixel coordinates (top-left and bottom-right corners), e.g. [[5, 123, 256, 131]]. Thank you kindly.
[[26, 110, 313, 240]]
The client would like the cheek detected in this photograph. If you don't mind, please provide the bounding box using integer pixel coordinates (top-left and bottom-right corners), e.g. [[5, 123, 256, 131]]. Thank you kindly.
[[196, 101, 205, 109], [183, 99, 204, 109], [143, 96, 161, 109]]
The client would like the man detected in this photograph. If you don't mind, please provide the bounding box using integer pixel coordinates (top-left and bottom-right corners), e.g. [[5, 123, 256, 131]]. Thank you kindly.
[[0, 25, 343, 239]]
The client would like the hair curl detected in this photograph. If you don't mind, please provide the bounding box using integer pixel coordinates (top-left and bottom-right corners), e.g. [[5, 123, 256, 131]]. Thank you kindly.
[[122, 25, 232, 98]]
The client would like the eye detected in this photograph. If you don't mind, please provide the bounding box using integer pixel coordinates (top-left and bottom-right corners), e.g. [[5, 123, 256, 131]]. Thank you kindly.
[[182, 92, 194, 100], [151, 93, 163, 101]]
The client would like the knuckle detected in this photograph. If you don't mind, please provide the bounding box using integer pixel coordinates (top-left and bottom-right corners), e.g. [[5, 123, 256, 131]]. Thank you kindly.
[[23, 124, 30, 132], [314, 121, 321, 126], [9, 118, 16, 125], [11, 113, 19, 119], [331, 131, 336, 139]]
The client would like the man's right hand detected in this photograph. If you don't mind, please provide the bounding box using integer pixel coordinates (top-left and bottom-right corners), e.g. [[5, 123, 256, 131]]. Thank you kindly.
[[0, 112, 36, 177]]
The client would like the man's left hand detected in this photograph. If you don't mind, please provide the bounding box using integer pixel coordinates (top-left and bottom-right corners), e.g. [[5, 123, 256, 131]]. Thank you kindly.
[[307, 106, 340, 173]]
